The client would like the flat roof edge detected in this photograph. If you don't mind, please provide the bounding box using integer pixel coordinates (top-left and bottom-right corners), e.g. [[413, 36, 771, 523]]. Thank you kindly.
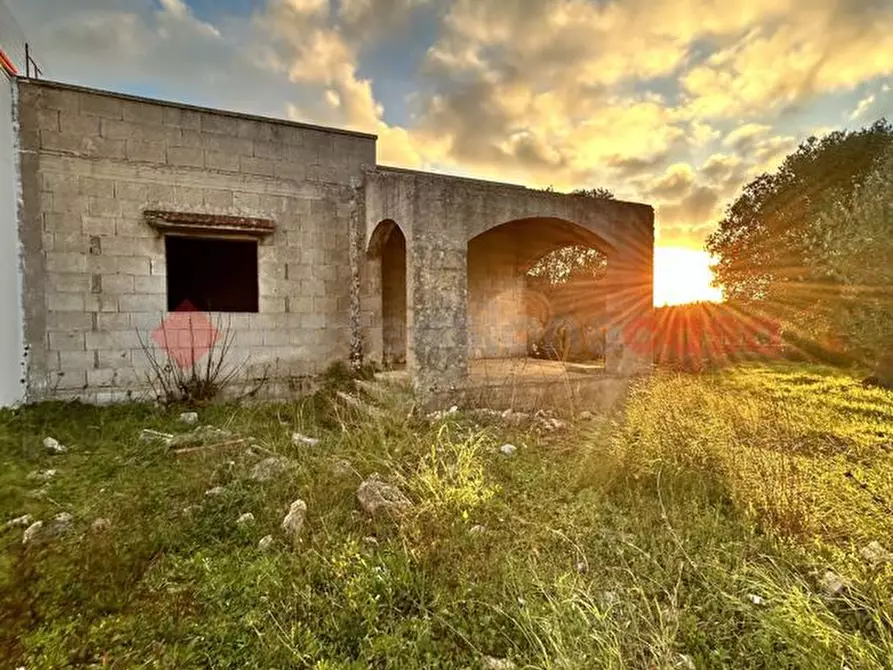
[[372, 164, 653, 211], [17, 78, 379, 141]]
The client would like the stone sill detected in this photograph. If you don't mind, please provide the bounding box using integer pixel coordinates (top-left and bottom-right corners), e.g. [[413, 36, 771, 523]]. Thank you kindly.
[[144, 210, 275, 239]]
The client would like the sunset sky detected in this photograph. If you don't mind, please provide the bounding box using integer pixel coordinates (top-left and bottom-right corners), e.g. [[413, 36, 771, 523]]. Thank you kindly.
[[5, 0, 892, 304]]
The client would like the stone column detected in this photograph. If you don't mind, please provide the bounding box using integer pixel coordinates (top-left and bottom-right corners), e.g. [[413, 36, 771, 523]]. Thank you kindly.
[[406, 181, 468, 395]]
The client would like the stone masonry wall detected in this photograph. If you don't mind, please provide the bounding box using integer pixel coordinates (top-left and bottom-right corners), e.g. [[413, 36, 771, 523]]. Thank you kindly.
[[17, 80, 375, 402]]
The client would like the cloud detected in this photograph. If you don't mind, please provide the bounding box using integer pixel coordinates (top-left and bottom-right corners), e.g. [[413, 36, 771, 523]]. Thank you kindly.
[[850, 94, 877, 120], [722, 123, 771, 153]]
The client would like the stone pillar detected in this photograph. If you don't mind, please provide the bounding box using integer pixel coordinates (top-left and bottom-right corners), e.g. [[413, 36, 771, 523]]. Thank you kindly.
[[407, 182, 468, 395]]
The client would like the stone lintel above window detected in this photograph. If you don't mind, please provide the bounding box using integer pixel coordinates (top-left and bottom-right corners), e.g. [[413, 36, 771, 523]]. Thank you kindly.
[[144, 210, 275, 239]]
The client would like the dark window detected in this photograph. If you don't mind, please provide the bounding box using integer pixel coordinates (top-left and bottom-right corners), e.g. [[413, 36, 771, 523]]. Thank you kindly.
[[165, 236, 259, 312]]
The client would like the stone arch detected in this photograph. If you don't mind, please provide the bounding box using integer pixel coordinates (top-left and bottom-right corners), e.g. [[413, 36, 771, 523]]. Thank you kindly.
[[467, 217, 614, 361], [366, 220, 408, 367]]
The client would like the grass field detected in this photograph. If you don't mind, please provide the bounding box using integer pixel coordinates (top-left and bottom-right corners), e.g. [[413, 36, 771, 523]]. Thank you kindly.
[[1, 362, 891, 669]]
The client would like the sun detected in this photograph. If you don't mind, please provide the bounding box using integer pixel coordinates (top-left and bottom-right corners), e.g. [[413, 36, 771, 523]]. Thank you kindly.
[[654, 247, 723, 306]]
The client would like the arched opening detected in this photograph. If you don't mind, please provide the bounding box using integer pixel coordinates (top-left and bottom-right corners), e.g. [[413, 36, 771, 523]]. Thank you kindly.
[[467, 217, 611, 371], [368, 220, 407, 367]]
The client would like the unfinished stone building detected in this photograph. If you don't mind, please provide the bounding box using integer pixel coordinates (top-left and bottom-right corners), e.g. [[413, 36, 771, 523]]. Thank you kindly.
[[3, 78, 654, 406]]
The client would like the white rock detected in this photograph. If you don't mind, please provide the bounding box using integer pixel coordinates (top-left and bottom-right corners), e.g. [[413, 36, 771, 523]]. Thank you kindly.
[[22, 520, 43, 544], [91, 518, 111, 533], [237, 512, 255, 525], [205, 486, 226, 497], [27, 469, 57, 482], [51, 512, 73, 535], [860, 541, 893, 567], [179, 411, 199, 425], [6, 514, 33, 528], [575, 561, 588, 573], [139, 429, 173, 445], [291, 432, 320, 446], [499, 444, 517, 457], [747, 593, 766, 606], [470, 524, 487, 535], [258, 534, 275, 551], [448, 405, 458, 414], [356, 477, 413, 518], [43, 436, 67, 453], [482, 656, 516, 670], [281, 499, 307, 543], [250, 456, 292, 482], [362, 535, 379, 546], [820, 570, 846, 596]]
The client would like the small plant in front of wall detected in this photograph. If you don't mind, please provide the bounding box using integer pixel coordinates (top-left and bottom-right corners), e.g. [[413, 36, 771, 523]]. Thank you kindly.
[[136, 308, 249, 406]]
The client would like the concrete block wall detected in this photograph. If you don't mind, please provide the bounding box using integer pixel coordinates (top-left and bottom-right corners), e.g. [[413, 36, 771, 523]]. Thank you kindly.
[[467, 231, 526, 359], [0, 72, 25, 405], [17, 80, 375, 401]]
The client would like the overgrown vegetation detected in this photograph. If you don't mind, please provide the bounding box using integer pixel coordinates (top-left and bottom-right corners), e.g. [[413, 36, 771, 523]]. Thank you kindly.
[[1, 363, 891, 668], [707, 120, 893, 384]]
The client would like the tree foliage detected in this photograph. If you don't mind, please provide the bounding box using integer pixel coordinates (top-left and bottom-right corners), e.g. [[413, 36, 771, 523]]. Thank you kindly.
[[706, 119, 893, 381], [527, 246, 608, 284]]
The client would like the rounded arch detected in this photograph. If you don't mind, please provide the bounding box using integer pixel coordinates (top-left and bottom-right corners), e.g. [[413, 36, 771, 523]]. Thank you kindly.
[[467, 217, 612, 363], [367, 219, 406, 259], [467, 217, 616, 271], [367, 219, 407, 367]]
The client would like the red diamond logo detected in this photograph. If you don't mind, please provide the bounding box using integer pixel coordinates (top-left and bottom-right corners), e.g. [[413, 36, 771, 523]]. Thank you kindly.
[[151, 301, 219, 370]]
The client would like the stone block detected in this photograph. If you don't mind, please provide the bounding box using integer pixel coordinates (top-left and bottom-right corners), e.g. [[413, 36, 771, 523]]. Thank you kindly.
[[59, 350, 96, 371], [100, 274, 134, 294], [204, 150, 240, 172], [46, 252, 87, 273], [80, 176, 115, 198], [163, 107, 201, 129], [87, 330, 140, 350], [88, 197, 121, 218], [48, 330, 86, 351], [117, 257, 152, 276], [97, 350, 132, 369], [115, 181, 149, 202], [80, 94, 123, 119], [58, 113, 100, 137], [117, 293, 165, 313], [200, 112, 240, 136], [97, 313, 131, 330], [84, 295, 119, 313], [166, 146, 204, 168], [240, 156, 274, 177], [48, 272, 90, 294], [133, 275, 165, 294], [122, 100, 164, 125], [203, 188, 234, 209], [126, 140, 166, 164], [47, 311, 94, 331]]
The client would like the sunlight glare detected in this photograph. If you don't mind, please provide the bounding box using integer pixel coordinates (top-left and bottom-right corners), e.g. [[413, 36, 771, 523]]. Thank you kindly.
[[654, 247, 723, 306]]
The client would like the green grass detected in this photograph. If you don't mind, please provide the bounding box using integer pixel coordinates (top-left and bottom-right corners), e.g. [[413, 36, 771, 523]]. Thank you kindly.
[[1, 362, 891, 668]]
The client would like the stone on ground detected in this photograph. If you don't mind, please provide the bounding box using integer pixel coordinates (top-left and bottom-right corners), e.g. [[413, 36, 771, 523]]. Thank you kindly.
[[860, 541, 893, 567], [139, 429, 174, 445], [237, 512, 255, 525], [205, 486, 226, 497], [500, 444, 517, 457], [179, 411, 199, 425], [50, 512, 73, 536], [27, 469, 57, 482], [5, 514, 33, 529], [482, 656, 516, 670], [258, 534, 274, 551], [22, 520, 43, 545], [250, 456, 292, 482], [820, 570, 846, 596], [291, 431, 320, 446], [356, 476, 412, 518], [43, 436, 67, 453], [281, 499, 307, 543]]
